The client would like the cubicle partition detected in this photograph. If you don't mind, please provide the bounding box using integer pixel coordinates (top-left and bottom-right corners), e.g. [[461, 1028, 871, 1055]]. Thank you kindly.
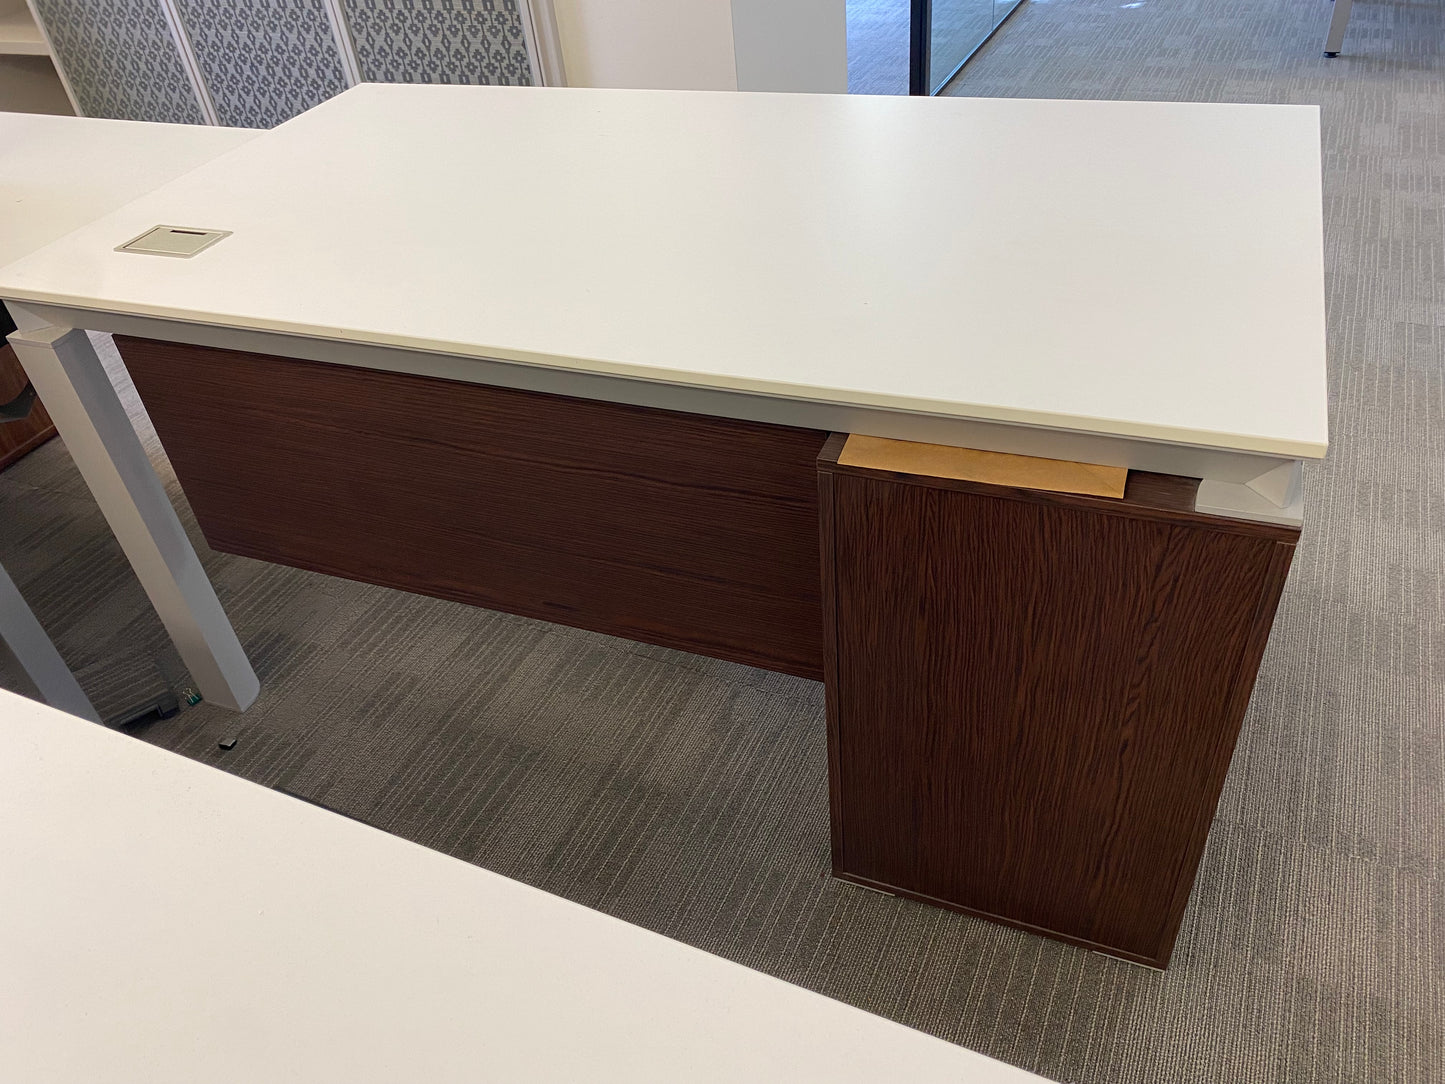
[[26, 0, 541, 126]]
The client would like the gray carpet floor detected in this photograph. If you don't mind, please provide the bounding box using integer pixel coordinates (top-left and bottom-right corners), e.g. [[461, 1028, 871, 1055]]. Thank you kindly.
[[3, 0, 1442, 1077], [849, 0, 910, 94]]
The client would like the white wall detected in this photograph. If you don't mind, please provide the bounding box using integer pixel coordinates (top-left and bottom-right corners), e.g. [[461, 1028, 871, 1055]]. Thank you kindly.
[[547, 0, 847, 94], [550, 0, 738, 91], [731, 0, 847, 93]]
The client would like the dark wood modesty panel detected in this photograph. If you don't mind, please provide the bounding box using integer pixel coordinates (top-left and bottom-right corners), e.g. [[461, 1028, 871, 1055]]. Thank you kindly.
[[818, 446, 1298, 966], [115, 336, 828, 678]]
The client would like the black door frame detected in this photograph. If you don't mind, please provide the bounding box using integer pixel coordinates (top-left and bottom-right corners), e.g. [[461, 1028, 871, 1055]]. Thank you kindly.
[[908, 0, 932, 96]]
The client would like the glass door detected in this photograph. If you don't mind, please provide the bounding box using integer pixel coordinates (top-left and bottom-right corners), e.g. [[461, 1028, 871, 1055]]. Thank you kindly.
[[909, 0, 1024, 94]]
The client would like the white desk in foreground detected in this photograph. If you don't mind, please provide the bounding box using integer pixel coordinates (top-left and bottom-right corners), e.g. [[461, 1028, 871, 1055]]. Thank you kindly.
[[0, 85, 1327, 967], [0, 689, 1043, 1084]]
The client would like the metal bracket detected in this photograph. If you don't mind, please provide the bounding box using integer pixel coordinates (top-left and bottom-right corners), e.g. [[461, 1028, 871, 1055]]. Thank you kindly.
[[1195, 459, 1304, 526]]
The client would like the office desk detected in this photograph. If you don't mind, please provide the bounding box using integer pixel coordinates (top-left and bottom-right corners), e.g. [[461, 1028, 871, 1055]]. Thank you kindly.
[[0, 689, 1043, 1083], [0, 85, 1329, 966]]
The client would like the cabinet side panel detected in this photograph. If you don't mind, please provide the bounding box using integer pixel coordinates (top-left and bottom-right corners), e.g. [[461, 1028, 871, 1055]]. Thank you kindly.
[[827, 471, 1291, 962]]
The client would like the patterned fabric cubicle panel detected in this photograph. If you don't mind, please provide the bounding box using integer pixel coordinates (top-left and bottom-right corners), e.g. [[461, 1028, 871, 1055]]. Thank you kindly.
[[342, 0, 533, 85], [171, 0, 350, 128], [31, 0, 204, 122]]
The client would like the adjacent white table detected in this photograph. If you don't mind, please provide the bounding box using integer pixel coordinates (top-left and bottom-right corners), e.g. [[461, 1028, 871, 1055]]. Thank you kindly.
[[0, 112, 259, 269], [0, 688, 1045, 1083], [0, 112, 259, 720]]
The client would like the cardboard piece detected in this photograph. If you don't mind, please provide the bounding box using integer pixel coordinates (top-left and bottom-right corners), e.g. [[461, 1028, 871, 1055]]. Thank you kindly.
[[837, 435, 1127, 498]]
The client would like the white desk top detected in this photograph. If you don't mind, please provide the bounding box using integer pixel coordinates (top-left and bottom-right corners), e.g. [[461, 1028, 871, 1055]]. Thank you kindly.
[[0, 689, 1044, 1083], [0, 84, 1327, 460], [0, 112, 258, 269]]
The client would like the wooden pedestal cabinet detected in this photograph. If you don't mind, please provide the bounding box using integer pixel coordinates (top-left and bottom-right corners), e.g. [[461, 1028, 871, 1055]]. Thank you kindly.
[[817, 435, 1298, 967]]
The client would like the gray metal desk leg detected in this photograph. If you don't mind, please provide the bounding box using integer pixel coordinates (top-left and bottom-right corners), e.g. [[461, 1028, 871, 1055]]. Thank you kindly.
[[1324, 0, 1354, 56], [6, 312, 258, 713], [0, 564, 101, 723]]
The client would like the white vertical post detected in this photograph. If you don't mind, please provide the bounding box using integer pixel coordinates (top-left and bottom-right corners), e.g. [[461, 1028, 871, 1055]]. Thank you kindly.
[[730, 0, 849, 93], [7, 321, 258, 712], [0, 563, 100, 723], [520, 0, 568, 86]]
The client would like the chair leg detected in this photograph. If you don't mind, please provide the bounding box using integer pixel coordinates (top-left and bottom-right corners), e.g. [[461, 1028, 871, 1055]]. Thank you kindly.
[[1323, 0, 1353, 56]]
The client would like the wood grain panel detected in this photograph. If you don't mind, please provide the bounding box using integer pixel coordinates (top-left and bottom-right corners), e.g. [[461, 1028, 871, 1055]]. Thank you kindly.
[[818, 447, 1298, 966], [0, 344, 56, 472], [116, 337, 828, 678]]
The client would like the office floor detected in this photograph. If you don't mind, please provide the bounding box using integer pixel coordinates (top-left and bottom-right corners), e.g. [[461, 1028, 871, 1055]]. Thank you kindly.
[[2, 0, 1441, 1078], [848, 0, 910, 93]]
